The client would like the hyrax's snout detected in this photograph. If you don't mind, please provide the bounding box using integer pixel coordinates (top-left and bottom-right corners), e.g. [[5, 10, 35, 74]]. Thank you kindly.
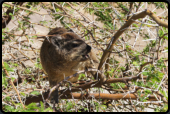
[[80, 44, 92, 61], [86, 44, 91, 53]]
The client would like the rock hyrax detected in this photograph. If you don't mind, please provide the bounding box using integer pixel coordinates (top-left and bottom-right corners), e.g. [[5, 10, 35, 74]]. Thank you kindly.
[[40, 27, 99, 88]]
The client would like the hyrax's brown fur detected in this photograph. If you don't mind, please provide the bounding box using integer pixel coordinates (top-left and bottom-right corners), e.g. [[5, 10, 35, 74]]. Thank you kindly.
[[40, 27, 99, 88]]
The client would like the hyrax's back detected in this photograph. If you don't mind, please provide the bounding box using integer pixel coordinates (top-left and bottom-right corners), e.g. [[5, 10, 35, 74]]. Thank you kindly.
[[40, 27, 99, 87]]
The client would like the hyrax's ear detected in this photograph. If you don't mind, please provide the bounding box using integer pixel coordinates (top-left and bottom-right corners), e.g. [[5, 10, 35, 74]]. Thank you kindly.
[[50, 35, 64, 49]]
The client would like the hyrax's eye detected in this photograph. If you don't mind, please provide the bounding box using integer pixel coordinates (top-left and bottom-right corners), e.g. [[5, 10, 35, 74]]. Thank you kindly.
[[71, 43, 79, 48]]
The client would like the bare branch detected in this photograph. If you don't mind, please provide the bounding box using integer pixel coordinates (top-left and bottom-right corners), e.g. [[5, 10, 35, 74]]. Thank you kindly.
[[98, 9, 168, 70], [2, 59, 25, 109]]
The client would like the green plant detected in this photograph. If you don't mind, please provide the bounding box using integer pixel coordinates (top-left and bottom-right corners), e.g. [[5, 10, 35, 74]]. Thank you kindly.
[[3, 102, 53, 112]]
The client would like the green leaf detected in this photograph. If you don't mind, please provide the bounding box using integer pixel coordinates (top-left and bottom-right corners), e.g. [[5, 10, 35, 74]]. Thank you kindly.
[[39, 101, 44, 112], [24, 68, 31, 74], [35, 63, 42, 69], [101, 105, 107, 110], [3, 3, 10, 7], [20, 92, 26, 97], [160, 90, 168, 100], [142, 72, 148, 76], [9, 13, 13, 16], [145, 89, 152, 94], [4, 105, 14, 112], [3, 62, 14, 72], [132, 23, 138, 27], [30, 91, 40, 95], [78, 73, 85, 80], [132, 61, 138, 66], [4, 96, 11, 102], [13, 63, 18, 67], [43, 107, 53, 112]]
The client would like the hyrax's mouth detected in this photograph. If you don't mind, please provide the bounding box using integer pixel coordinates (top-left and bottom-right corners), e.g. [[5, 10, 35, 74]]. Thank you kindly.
[[81, 54, 90, 61], [82, 54, 89, 59]]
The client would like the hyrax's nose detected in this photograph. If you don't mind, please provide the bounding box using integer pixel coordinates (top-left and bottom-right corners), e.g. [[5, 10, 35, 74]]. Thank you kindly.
[[86, 44, 91, 52]]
